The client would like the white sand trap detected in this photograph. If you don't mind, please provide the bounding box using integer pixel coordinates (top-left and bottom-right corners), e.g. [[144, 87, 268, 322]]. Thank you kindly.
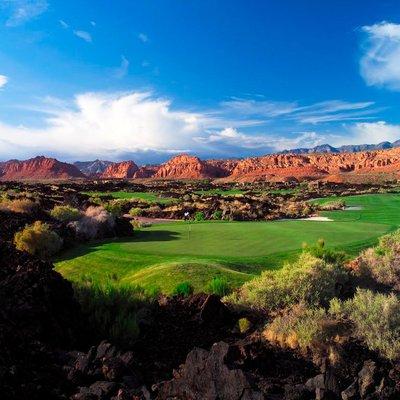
[[344, 206, 363, 211], [299, 216, 333, 222]]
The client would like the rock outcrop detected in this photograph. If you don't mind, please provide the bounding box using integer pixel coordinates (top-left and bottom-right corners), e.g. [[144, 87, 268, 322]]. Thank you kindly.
[[101, 161, 139, 179], [0, 241, 84, 399], [157, 342, 264, 400], [227, 148, 400, 182], [154, 154, 230, 179], [133, 165, 159, 179], [0, 156, 85, 180]]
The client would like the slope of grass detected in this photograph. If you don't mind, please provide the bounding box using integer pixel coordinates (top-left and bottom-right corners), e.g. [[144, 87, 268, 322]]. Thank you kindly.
[[83, 191, 174, 204], [56, 209, 393, 293]]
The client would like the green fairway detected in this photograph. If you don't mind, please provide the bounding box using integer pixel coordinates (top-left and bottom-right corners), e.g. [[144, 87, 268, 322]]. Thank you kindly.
[[56, 192, 399, 293], [83, 191, 174, 204], [312, 193, 400, 225]]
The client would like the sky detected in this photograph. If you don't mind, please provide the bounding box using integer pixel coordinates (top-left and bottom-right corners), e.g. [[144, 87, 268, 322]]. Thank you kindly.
[[0, 0, 400, 163]]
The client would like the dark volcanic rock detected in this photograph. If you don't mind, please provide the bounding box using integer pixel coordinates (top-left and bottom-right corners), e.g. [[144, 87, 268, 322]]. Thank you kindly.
[[0, 241, 84, 399], [156, 341, 264, 400]]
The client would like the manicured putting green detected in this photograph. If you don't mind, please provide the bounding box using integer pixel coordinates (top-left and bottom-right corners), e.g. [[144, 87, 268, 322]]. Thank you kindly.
[[56, 193, 398, 293]]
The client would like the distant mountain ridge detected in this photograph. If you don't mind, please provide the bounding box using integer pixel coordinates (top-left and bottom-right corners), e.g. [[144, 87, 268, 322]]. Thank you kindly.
[[4, 138, 400, 182], [73, 160, 113, 176], [280, 140, 400, 155]]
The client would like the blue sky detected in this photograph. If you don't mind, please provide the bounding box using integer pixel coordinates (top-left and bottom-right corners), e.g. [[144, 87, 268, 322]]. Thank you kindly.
[[0, 0, 400, 163]]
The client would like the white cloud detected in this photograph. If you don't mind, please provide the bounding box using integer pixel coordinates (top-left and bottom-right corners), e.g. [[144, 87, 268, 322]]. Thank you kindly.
[[344, 121, 400, 145], [3, 0, 48, 27], [114, 55, 129, 79], [196, 128, 322, 151], [138, 33, 148, 43], [0, 75, 8, 88], [360, 21, 400, 90], [73, 30, 92, 43], [90, 20, 96, 26], [221, 98, 377, 124], [59, 19, 69, 29], [0, 90, 396, 161]]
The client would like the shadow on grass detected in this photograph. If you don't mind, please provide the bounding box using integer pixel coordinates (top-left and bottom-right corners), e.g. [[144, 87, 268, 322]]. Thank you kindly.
[[55, 229, 180, 262]]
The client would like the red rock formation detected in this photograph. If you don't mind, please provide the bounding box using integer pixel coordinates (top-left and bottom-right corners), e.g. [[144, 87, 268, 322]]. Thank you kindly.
[[226, 148, 400, 182], [154, 154, 228, 179], [101, 161, 139, 179], [133, 165, 159, 179], [0, 156, 85, 180]]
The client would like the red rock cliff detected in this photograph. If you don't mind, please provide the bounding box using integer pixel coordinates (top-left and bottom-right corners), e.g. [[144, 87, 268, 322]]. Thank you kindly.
[[0, 156, 86, 180], [101, 161, 139, 179]]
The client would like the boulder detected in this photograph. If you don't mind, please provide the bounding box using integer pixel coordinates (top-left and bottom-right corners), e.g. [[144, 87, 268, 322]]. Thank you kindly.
[[156, 341, 264, 400]]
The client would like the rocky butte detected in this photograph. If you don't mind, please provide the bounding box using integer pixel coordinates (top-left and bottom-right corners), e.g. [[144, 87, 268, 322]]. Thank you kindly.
[[101, 160, 139, 179], [0, 156, 85, 180]]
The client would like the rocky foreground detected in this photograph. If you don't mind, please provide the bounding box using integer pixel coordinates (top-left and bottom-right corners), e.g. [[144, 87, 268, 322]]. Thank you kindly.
[[3, 146, 400, 182], [1, 238, 400, 400]]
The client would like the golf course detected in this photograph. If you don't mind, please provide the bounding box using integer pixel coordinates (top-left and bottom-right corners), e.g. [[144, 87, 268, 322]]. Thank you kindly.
[[55, 193, 400, 293]]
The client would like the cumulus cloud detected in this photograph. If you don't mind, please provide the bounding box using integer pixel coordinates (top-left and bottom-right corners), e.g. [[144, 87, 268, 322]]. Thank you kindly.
[[138, 33, 148, 43], [360, 21, 400, 90], [73, 30, 92, 42], [0, 90, 396, 161], [344, 121, 400, 145], [2, 0, 48, 27], [0, 75, 8, 88]]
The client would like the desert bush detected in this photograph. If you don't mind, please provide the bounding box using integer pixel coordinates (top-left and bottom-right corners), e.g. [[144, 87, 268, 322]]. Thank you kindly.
[[330, 289, 400, 360], [226, 252, 348, 311], [212, 210, 223, 220], [14, 221, 63, 258], [194, 211, 205, 221], [303, 239, 347, 265], [206, 276, 231, 296], [172, 281, 194, 297], [129, 207, 143, 217], [320, 199, 345, 211], [50, 205, 82, 222], [104, 200, 126, 217], [73, 278, 154, 347], [263, 304, 338, 352], [0, 198, 38, 214], [238, 317, 251, 333], [68, 206, 115, 240], [351, 230, 400, 290], [130, 219, 151, 230]]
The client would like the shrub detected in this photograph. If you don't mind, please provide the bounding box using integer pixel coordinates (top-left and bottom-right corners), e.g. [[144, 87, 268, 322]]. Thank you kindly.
[[212, 210, 223, 220], [263, 304, 339, 352], [320, 200, 345, 211], [50, 205, 82, 222], [172, 281, 194, 297], [226, 252, 348, 311], [68, 206, 115, 240], [129, 207, 143, 217], [194, 211, 205, 221], [303, 239, 347, 265], [14, 221, 63, 258], [330, 289, 400, 360], [0, 198, 38, 214], [104, 200, 124, 217], [73, 278, 154, 347], [206, 276, 231, 296], [351, 229, 400, 290], [238, 317, 251, 334]]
